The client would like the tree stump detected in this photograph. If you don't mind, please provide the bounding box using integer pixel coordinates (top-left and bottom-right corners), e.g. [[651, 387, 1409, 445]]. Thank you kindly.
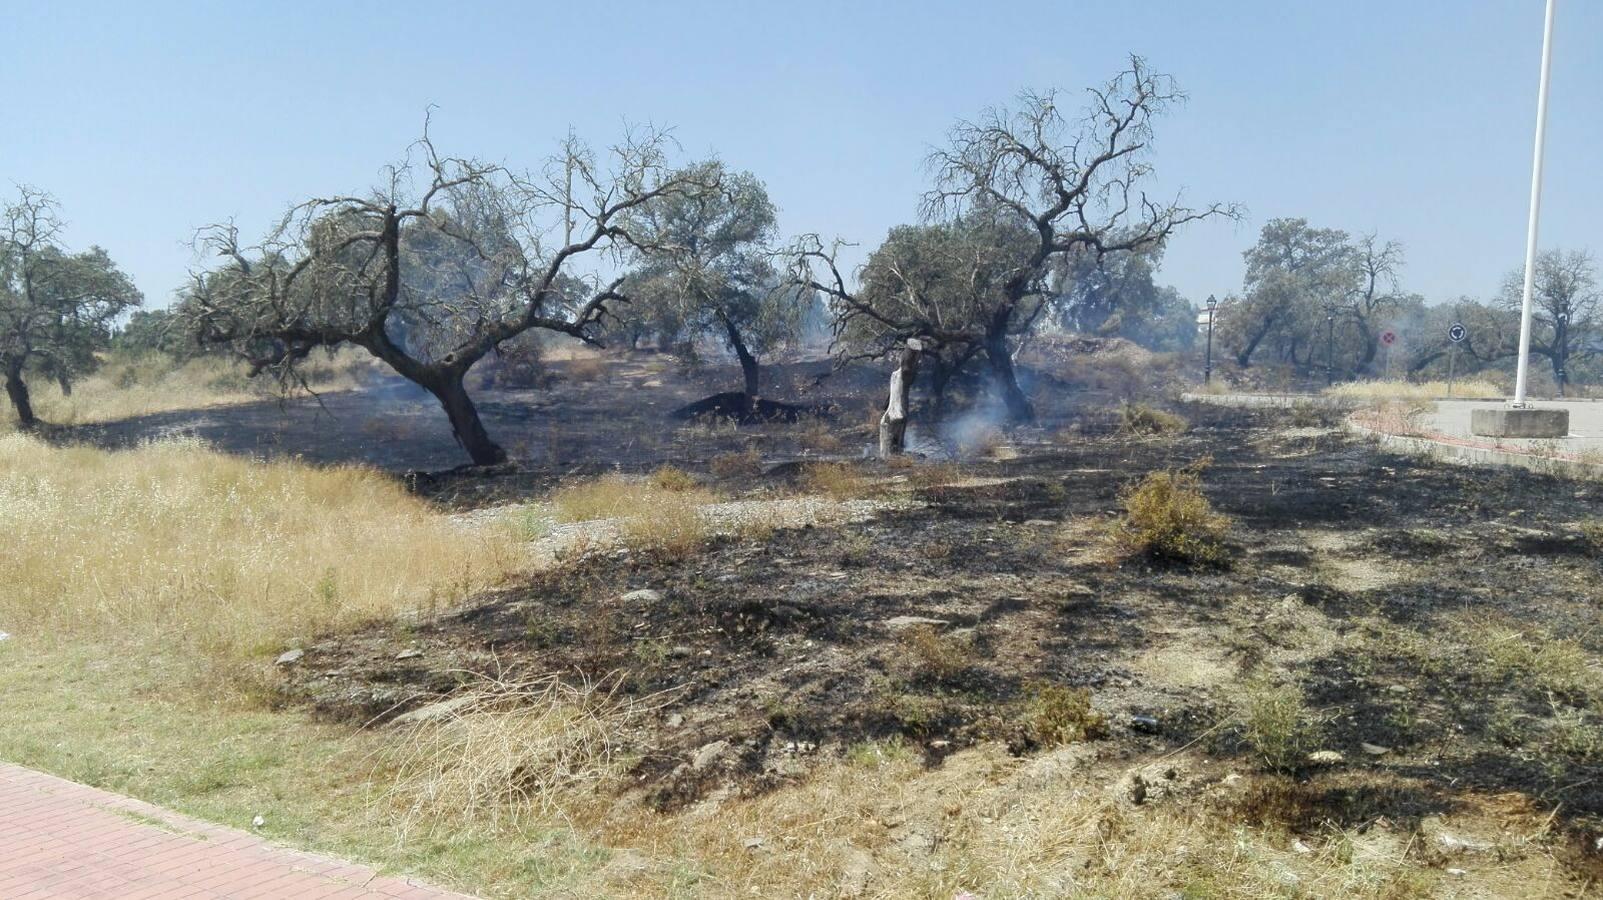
[[879, 339, 924, 457]]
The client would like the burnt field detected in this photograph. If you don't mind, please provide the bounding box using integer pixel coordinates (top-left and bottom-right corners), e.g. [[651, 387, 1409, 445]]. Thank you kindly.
[[89, 351, 1594, 891]]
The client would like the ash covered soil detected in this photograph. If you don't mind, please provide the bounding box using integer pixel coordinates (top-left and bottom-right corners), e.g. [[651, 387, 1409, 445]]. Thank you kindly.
[[69, 352, 1603, 881]]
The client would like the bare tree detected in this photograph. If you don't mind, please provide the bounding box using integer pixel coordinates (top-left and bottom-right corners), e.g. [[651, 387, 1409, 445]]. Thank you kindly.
[[0, 187, 142, 427], [180, 124, 714, 465], [1500, 249, 1599, 397], [919, 57, 1236, 421], [1341, 234, 1406, 375]]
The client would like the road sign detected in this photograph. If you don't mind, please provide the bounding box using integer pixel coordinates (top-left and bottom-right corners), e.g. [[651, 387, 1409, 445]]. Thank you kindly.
[[1448, 322, 1467, 343], [1380, 330, 1397, 346]]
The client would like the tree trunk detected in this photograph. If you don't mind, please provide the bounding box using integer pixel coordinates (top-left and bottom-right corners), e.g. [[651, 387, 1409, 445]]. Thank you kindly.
[[56, 372, 72, 397], [718, 313, 760, 400], [880, 339, 923, 457], [5, 363, 37, 429], [985, 333, 1034, 423], [425, 373, 507, 466], [1236, 313, 1278, 368]]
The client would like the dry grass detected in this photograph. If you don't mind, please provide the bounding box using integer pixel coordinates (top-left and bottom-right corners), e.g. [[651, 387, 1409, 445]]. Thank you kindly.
[[0, 433, 522, 669], [1114, 459, 1231, 566], [1326, 378, 1504, 401], [709, 445, 764, 478], [1, 350, 373, 429], [550, 473, 716, 557], [798, 418, 845, 453], [1117, 401, 1188, 436], [384, 671, 648, 832], [899, 625, 974, 680], [799, 461, 876, 499]]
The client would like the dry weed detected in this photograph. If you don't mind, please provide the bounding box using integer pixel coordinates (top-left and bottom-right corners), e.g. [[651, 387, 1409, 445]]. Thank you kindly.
[[1114, 458, 1230, 566], [383, 671, 647, 831], [0, 433, 521, 667]]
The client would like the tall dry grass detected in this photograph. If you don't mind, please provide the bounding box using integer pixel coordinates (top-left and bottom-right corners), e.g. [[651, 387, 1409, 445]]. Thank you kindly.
[[1324, 378, 1503, 402], [0, 433, 522, 665], [0, 349, 373, 429], [550, 473, 716, 556]]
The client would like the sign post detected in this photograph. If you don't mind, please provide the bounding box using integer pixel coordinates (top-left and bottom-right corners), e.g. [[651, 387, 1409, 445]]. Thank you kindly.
[[1447, 322, 1467, 398], [1380, 330, 1397, 380]]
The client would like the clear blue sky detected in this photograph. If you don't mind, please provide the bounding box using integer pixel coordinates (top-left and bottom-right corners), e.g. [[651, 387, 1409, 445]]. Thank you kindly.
[[5, 1, 1600, 310]]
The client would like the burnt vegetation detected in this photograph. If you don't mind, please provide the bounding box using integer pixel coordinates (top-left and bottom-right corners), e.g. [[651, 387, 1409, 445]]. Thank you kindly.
[[19, 54, 1603, 896]]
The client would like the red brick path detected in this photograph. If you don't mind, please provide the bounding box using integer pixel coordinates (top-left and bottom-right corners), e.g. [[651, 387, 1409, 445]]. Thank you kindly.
[[0, 763, 476, 899]]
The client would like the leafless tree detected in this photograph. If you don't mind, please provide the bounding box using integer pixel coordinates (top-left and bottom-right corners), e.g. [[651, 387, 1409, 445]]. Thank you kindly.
[[797, 57, 1235, 426], [1500, 249, 1599, 398], [1341, 234, 1406, 374], [180, 123, 715, 465]]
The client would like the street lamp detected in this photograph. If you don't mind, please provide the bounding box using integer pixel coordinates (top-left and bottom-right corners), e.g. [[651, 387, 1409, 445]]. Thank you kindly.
[[1324, 305, 1337, 386], [1204, 294, 1218, 385], [1471, 0, 1569, 438]]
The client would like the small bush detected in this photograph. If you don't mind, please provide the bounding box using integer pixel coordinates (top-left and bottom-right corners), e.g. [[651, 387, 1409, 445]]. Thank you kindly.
[[1022, 681, 1108, 746], [899, 625, 973, 681], [1118, 402, 1187, 436], [648, 465, 698, 493], [1235, 679, 1320, 773], [1115, 459, 1230, 565]]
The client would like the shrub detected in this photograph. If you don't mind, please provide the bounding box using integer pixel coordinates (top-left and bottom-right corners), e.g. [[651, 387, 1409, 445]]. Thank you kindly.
[[1115, 459, 1230, 565], [1235, 679, 1320, 773], [648, 465, 699, 493], [1022, 681, 1108, 746], [1118, 402, 1187, 436], [899, 625, 973, 680]]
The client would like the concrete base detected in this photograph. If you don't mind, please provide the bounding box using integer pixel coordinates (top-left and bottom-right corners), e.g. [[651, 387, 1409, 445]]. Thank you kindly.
[[1470, 407, 1570, 438]]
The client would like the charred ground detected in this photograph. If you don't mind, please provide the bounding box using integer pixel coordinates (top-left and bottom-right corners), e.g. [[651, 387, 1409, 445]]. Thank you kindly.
[[209, 361, 1603, 883]]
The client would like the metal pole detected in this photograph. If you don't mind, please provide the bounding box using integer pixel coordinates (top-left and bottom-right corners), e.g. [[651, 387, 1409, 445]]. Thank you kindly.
[[1325, 313, 1335, 385], [1447, 342, 1457, 399], [1513, 0, 1557, 406], [1204, 306, 1215, 385]]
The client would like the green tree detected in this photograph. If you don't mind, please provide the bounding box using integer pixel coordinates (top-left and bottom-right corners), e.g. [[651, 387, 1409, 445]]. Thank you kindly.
[[626, 162, 804, 401], [0, 188, 142, 425], [1221, 218, 1352, 370]]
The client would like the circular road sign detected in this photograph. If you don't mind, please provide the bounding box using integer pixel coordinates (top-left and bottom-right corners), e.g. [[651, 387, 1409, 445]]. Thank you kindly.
[[1380, 330, 1397, 346], [1448, 322, 1467, 343]]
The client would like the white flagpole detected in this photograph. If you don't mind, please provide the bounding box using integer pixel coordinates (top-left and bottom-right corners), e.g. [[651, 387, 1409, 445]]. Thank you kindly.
[[1512, 0, 1557, 407]]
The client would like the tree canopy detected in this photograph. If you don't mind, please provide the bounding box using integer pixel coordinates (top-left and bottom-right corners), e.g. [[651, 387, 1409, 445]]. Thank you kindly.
[[0, 187, 142, 425]]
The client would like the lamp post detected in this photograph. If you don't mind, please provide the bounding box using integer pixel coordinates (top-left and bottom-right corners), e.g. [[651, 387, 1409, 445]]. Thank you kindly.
[[1471, 0, 1569, 438], [1512, 0, 1557, 407], [1324, 306, 1337, 386], [1204, 294, 1217, 385]]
